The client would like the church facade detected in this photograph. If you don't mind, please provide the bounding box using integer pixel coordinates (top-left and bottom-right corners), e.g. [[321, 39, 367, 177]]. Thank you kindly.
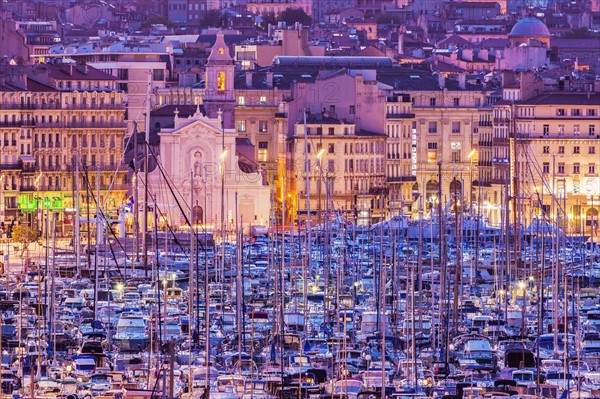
[[147, 32, 271, 233], [148, 106, 271, 233]]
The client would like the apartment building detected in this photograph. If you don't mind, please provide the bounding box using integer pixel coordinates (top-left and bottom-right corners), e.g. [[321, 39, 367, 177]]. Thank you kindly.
[[0, 64, 128, 234]]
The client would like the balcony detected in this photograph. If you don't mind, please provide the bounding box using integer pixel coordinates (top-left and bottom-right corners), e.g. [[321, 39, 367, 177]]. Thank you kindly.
[[493, 117, 511, 124], [492, 137, 509, 146], [387, 176, 417, 182], [0, 104, 37, 110], [478, 121, 492, 127], [41, 165, 63, 172], [0, 121, 22, 128], [63, 104, 123, 110], [20, 185, 36, 191], [0, 163, 21, 170], [65, 164, 127, 172], [35, 121, 126, 129], [478, 140, 492, 147], [386, 113, 415, 119]]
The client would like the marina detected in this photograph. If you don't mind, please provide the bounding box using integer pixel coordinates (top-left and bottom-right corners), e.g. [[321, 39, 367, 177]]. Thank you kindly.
[[1, 203, 599, 399]]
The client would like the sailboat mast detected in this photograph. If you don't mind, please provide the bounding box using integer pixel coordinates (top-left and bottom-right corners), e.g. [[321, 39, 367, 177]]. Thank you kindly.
[[75, 153, 81, 277], [303, 109, 310, 327], [93, 165, 100, 322], [189, 169, 195, 355], [142, 72, 152, 276], [133, 121, 139, 271]]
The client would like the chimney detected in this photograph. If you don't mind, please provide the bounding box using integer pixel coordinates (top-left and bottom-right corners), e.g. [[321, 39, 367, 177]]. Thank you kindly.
[[458, 72, 466, 90], [478, 49, 489, 61], [397, 33, 404, 55], [438, 73, 446, 89], [462, 48, 473, 61], [265, 72, 273, 88], [245, 71, 253, 88], [77, 62, 88, 75]]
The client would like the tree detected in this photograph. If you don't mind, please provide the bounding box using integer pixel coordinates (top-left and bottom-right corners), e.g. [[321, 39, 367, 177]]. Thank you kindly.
[[202, 9, 224, 27], [12, 225, 39, 258], [278, 8, 311, 26]]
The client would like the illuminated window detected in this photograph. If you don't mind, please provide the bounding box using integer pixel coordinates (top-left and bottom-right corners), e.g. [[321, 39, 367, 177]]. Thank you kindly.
[[259, 96, 267, 105], [427, 151, 437, 163], [258, 141, 268, 162], [238, 96, 245, 105], [237, 120, 246, 132], [217, 71, 226, 91], [258, 120, 267, 132]]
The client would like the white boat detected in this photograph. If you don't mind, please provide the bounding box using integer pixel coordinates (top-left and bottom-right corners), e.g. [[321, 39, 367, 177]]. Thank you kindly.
[[113, 314, 149, 351]]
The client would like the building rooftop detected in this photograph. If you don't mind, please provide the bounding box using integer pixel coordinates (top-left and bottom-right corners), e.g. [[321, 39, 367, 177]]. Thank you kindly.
[[519, 92, 600, 106], [273, 56, 393, 68], [509, 17, 550, 37]]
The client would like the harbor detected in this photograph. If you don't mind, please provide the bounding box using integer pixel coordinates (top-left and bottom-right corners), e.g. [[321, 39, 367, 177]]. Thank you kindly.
[[1, 207, 599, 399]]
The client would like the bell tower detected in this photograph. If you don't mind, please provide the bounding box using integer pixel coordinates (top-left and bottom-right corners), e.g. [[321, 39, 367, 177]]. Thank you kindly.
[[203, 32, 235, 129]]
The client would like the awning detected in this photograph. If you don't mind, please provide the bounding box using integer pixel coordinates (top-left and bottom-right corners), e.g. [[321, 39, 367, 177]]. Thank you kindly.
[[20, 156, 35, 163]]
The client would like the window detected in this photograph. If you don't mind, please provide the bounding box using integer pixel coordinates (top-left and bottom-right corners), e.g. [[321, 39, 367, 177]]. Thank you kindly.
[[588, 109, 597, 117], [557, 108, 566, 116], [543, 125, 549, 136], [590, 164, 596, 174], [543, 146, 550, 154], [558, 163, 565, 174], [427, 150, 437, 163], [328, 143, 335, 154], [316, 127, 323, 135], [349, 105, 355, 114], [451, 150, 461, 163], [237, 120, 246, 132], [238, 96, 245, 105], [117, 69, 128, 80], [328, 159, 335, 172], [590, 125, 596, 136], [428, 142, 438, 150], [574, 146, 580, 154], [428, 122, 437, 133], [558, 146, 564, 154], [574, 125, 580, 136], [590, 146, 596, 155], [453, 98, 460, 106], [328, 127, 335, 135], [258, 120, 268, 132], [259, 96, 267, 105], [257, 141, 268, 162], [558, 125, 565, 136], [451, 122, 461, 134], [429, 98, 436, 106], [571, 109, 581, 116], [573, 163, 580, 174], [543, 162, 550, 174]]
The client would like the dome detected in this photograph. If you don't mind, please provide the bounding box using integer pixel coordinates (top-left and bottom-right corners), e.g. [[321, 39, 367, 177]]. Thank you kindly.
[[509, 17, 550, 37]]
